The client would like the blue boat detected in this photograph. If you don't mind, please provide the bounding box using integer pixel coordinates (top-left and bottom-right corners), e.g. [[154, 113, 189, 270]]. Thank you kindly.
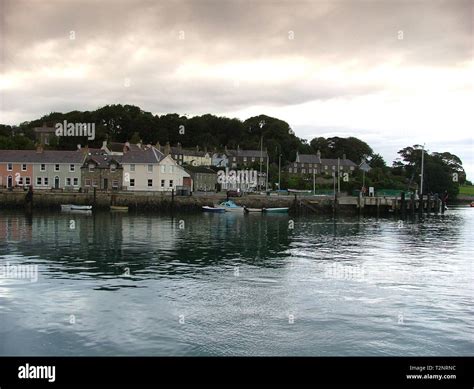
[[202, 206, 226, 213], [219, 200, 244, 212]]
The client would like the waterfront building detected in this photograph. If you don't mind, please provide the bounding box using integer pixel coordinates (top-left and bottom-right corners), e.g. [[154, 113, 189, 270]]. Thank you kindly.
[[81, 149, 123, 191], [184, 166, 217, 192], [0, 147, 85, 190]]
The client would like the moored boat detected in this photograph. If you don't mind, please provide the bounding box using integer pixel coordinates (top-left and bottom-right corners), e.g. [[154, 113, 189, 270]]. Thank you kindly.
[[263, 207, 289, 213], [110, 205, 129, 211], [219, 200, 244, 212], [244, 207, 262, 213], [61, 204, 92, 211], [202, 206, 226, 213], [470, 202, 474, 207]]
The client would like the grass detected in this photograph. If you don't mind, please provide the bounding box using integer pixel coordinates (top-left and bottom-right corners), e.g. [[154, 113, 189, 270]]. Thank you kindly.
[[459, 185, 474, 195]]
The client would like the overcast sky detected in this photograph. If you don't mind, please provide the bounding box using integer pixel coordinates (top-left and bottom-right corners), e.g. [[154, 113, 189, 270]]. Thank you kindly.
[[0, 0, 472, 177]]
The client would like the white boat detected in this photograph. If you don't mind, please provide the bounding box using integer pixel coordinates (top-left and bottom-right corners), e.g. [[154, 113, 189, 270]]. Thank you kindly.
[[61, 204, 93, 211], [244, 207, 263, 213], [202, 206, 226, 213], [263, 207, 289, 213]]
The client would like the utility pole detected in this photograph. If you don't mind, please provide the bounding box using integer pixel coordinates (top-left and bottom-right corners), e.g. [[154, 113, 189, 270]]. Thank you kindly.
[[420, 144, 425, 197], [278, 153, 281, 190], [265, 152, 269, 191], [313, 168, 316, 195], [337, 157, 340, 194]]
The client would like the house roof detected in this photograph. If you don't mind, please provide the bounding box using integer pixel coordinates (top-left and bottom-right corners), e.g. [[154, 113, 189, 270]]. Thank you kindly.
[[121, 146, 164, 164], [83, 150, 122, 168], [226, 149, 268, 158], [320, 158, 358, 167], [183, 166, 217, 174], [296, 154, 321, 164], [0, 149, 85, 164]]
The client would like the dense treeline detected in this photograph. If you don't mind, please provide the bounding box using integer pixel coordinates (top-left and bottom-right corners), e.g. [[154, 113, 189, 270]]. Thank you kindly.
[[0, 104, 467, 197]]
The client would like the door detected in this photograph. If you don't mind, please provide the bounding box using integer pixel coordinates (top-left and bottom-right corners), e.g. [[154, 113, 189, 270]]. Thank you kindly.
[[103, 178, 108, 190], [54, 176, 60, 189], [7, 175, 13, 188]]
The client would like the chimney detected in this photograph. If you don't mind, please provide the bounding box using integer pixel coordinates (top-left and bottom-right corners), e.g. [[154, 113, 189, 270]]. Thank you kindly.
[[36, 144, 43, 153], [156, 141, 161, 151], [137, 141, 142, 149], [316, 149, 321, 159], [343, 153, 346, 160], [196, 145, 199, 152], [165, 141, 171, 156], [123, 142, 130, 154], [101, 140, 107, 150], [77, 144, 81, 150]]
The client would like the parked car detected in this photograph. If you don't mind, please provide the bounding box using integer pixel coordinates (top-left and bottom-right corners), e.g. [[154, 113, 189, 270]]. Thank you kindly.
[[227, 189, 242, 197]]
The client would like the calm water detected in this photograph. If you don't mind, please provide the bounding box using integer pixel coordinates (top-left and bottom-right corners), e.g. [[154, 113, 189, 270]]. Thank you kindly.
[[0, 208, 472, 356]]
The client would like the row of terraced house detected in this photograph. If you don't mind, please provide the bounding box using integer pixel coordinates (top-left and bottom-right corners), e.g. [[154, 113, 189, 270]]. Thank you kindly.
[[0, 140, 358, 192]]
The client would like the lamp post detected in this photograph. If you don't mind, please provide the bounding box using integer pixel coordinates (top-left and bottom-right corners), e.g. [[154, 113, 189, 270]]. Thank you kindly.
[[278, 153, 281, 190]]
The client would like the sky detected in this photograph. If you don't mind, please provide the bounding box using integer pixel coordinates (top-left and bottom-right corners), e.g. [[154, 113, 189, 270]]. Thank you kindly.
[[0, 0, 472, 178]]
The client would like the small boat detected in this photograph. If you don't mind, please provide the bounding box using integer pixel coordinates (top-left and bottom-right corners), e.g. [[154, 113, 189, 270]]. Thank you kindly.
[[61, 204, 92, 211], [470, 202, 474, 207], [219, 200, 244, 212], [202, 206, 226, 213], [244, 207, 263, 213], [110, 205, 128, 211], [263, 207, 289, 213]]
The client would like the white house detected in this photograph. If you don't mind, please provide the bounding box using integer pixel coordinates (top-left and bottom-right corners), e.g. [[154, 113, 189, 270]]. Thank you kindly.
[[121, 144, 190, 191]]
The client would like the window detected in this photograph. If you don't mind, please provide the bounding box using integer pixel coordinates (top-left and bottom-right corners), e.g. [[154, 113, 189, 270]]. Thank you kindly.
[[40, 164, 45, 171], [148, 179, 153, 187], [73, 178, 79, 186], [85, 179, 91, 187], [243, 157, 247, 162], [66, 178, 72, 186], [7, 163, 12, 171], [302, 169, 306, 174], [18, 177, 23, 185], [309, 169, 312, 173], [37, 177, 42, 186], [160, 165, 166, 173], [168, 165, 173, 173], [21, 164, 27, 171], [130, 164, 135, 172], [70, 164, 75, 172], [260, 157, 263, 162], [233, 157, 236, 162], [332, 166, 336, 170], [147, 164, 153, 173], [350, 166, 355, 171], [288, 168, 292, 173], [44, 177, 49, 186], [252, 157, 255, 162], [55, 164, 60, 171], [130, 179, 135, 187], [294, 163, 297, 167], [340, 166, 343, 170], [161, 180, 165, 188], [324, 165, 328, 170], [92, 179, 98, 187], [169, 180, 173, 187], [25, 177, 31, 185], [88, 164, 94, 172], [301, 163, 305, 167], [110, 163, 116, 172], [112, 180, 119, 189]]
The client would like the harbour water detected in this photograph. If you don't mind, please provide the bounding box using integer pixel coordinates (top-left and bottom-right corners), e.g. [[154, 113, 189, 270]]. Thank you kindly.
[[0, 208, 472, 356]]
